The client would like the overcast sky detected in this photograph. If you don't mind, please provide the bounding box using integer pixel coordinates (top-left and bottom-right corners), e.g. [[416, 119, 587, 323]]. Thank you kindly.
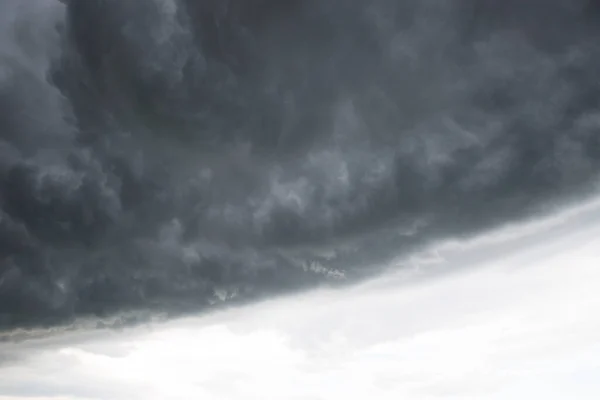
[[3, 1, 600, 398], [4, 0, 600, 333], [2, 199, 600, 400]]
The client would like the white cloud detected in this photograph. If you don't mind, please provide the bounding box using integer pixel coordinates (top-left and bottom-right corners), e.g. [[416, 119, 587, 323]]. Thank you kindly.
[[2, 203, 600, 400]]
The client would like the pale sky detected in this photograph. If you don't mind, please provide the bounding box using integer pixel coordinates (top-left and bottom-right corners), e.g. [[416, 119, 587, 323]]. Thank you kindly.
[[2, 201, 600, 400]]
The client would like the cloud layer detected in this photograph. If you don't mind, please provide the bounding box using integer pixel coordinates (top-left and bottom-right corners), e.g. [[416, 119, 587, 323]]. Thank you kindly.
[[2, 0, 600, 332]]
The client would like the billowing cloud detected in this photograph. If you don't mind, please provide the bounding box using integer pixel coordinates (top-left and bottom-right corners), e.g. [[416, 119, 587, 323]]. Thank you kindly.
[[2, 0, 600, 332]]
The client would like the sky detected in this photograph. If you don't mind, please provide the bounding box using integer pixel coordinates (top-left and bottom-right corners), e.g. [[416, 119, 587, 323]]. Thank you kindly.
[[2, 199, 600, 400], [3, 1, 600, 398]]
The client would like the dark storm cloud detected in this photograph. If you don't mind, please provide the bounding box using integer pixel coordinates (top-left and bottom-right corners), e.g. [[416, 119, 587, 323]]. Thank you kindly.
[[1, 0, 600, 334]]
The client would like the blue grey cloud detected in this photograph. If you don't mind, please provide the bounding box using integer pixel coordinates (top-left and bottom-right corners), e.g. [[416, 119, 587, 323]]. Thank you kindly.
[[2, 0, 600, 333]]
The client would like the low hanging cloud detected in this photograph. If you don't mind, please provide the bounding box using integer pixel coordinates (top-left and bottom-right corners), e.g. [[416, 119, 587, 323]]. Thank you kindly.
[[2, 0, 600, 333]]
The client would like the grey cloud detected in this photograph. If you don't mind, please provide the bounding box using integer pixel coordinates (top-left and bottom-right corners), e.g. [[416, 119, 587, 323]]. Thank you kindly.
[[1, 0, 600, 334]]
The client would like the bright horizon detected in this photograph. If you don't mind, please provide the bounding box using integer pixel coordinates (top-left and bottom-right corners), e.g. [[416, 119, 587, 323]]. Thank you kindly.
[[2, 200, 600, 399]]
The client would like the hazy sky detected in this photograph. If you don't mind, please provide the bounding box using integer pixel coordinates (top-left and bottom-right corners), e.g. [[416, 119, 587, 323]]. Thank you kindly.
[[2, 200, 600, 399]]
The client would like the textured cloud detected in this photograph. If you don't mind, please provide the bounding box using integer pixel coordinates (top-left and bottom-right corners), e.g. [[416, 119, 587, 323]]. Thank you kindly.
[[2, 0, 600, 332]]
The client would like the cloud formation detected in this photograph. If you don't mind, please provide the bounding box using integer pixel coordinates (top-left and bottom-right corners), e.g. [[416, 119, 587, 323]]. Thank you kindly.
[[2, 0, 600, 332]]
